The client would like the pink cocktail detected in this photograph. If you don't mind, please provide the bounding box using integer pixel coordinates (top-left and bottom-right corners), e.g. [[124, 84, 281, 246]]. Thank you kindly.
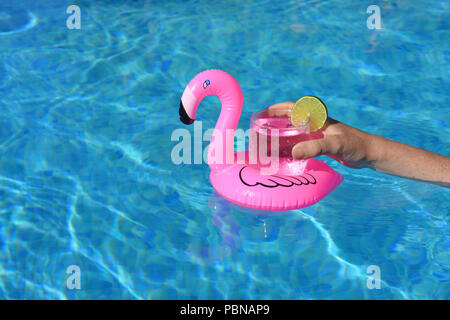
[[250, 108, 310, 160]]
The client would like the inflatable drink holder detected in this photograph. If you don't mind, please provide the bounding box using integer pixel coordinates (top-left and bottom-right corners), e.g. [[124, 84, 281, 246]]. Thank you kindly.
[[179, 69, 343, 211]]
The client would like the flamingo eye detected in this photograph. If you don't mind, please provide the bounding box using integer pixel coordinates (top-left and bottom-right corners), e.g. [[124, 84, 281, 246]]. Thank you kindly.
[[203, 80, 210, 89]]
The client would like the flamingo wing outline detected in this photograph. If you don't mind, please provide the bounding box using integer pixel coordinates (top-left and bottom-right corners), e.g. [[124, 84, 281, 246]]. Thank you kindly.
[[238, 166, 317, 188]]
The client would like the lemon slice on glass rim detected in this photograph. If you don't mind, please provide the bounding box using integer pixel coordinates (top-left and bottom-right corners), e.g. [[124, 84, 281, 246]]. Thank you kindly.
[[291, 96, 328, 132]]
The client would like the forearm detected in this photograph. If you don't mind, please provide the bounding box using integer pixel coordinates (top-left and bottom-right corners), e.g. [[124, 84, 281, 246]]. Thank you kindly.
[[365, 134, 450, 187]]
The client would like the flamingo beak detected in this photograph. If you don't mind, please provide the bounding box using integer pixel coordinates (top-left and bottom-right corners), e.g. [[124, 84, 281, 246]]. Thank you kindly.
[[179, 101, 194, 125]]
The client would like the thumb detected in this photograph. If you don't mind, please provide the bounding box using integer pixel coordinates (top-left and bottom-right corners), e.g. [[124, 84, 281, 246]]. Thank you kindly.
[[292, 139, 327, 159]]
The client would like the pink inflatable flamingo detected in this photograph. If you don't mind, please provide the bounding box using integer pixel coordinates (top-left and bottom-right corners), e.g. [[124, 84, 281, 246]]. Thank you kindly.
[[179, 69, 343, 211]]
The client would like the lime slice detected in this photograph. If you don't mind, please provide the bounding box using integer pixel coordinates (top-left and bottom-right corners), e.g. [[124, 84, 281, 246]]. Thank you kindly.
[[291, 96, 328, 132]]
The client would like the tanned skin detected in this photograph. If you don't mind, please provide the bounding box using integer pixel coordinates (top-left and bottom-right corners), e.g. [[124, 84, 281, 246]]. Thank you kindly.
[[268, 102, 450, 187]]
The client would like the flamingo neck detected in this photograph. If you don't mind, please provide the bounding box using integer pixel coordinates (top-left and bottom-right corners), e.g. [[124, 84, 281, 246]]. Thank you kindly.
[[208, 98, 242, 171]]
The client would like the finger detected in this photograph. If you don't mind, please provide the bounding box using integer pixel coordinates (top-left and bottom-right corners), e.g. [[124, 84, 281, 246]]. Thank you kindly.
[[292, 139, 325, 159], [267, 101, 294, 117], [268, 101, 294, 109]]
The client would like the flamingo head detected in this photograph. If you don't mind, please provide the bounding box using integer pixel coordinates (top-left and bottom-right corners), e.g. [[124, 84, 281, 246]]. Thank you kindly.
[[179, 69, 243, 125], [179, 71, 215, 125]]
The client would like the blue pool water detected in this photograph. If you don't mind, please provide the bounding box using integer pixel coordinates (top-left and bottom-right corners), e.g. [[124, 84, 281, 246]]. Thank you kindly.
[[0, 0, 448, 299]]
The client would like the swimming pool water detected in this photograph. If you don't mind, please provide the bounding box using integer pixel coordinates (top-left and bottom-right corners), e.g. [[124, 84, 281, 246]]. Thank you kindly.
[[0, 0, 448, 299]]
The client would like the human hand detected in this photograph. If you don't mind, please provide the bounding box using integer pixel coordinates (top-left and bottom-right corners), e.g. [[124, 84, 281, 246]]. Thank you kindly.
[[268, 101, 374, 169]]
